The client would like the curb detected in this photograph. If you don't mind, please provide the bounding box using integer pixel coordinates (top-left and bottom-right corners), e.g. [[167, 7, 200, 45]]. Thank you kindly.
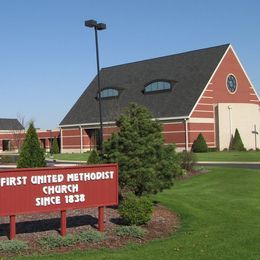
[[46, 159, 86, 164]]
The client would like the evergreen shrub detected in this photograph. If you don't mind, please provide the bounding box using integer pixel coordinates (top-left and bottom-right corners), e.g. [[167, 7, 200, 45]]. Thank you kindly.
[[118, 192, 153, 225], [17, 122, 46, 168], [87, 150, 101, 164], [191, 133, 208, 153], [104, 103, 181, 196], [230, 128, 245, 151], [52, 138, 60, 154]]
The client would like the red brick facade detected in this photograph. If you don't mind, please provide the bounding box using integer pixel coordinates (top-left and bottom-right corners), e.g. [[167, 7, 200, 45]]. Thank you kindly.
[[0, 130, 60, 153], [186, 47, 259, 149]]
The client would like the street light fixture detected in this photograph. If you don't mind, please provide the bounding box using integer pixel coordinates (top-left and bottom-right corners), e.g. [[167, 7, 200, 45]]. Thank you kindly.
[[47, 129, 53, 157], [85, 19, 106, 154]]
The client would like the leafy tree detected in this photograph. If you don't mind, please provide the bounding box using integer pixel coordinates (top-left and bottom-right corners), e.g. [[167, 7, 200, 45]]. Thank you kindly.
[[104, 103, 181, 196], [87, 150, 101, 164], [17, 122, 46, 168], [52, 138, 60, 154], [191, 133, 208, 153], [230, 128, 245, 151]]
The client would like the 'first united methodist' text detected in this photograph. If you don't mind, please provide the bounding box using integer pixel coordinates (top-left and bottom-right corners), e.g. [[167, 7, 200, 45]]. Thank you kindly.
[[0, 165, 118, 216]]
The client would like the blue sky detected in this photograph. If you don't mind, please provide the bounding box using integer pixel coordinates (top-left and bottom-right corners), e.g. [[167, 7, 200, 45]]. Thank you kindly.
[[0, 0, 259, 129]]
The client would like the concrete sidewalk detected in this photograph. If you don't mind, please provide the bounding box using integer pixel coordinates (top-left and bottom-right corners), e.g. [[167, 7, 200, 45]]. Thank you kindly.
[[0, 160, 84, 169], [0, 164, 16, 169], [198, 161, 260, 164], [197, 161, 260, 170], [1, 161, 260, 170]]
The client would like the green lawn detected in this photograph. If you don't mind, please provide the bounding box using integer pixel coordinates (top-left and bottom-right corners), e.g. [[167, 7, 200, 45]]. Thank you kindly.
[[195, 151, 260, 162], [47, 151, 260, 163], [14, 167, 260, 259], [46, 153, 89, 162]]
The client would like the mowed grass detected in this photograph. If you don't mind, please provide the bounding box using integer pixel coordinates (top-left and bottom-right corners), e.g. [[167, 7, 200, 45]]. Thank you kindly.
[[14, 168, 260, 259], [196, 150, 260, 162], [46, 153, 89, 162], [46, 151, 260, 162]]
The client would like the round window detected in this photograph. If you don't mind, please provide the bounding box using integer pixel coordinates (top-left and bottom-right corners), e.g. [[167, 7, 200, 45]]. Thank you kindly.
[[226, 74, 237, 93]]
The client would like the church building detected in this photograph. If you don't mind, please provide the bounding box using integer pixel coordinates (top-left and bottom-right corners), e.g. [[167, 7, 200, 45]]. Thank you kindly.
[[60, 44, 260, 152]]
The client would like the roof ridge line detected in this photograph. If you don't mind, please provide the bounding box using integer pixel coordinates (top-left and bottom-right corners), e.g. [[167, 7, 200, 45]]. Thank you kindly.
[[101, 43, 231, 71]]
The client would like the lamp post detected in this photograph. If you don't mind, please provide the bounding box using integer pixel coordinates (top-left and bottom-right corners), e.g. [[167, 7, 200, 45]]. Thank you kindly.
[[85, 19, 106, 154], [47, 129, 53, 158]]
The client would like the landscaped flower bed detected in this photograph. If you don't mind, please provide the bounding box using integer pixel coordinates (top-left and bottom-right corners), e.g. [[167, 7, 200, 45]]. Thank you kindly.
[[0, 205, 179, 256]]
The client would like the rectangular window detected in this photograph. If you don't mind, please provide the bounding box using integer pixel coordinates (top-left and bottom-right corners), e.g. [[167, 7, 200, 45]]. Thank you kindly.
[[2, 140, 11, 151]]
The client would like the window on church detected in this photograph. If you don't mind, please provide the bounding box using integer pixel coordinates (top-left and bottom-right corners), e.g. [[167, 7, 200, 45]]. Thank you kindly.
[[98, 88, 119, 99], [226, 74, 237, 93], [144, 81, 172, 93]]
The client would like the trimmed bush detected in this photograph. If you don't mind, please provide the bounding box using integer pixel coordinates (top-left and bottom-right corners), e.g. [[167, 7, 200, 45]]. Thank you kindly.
[[115, 225, 146, 238], [191, 133, 208, 153], [180, 151, 197, 171], [87, 150, 101, 164], [118, 192, 153, 225], [230, 128, 245, 151]]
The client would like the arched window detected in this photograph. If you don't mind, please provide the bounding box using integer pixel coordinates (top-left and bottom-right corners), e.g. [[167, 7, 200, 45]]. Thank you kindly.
[[144, 81, 172, 93], [98, 88, 119, 99]]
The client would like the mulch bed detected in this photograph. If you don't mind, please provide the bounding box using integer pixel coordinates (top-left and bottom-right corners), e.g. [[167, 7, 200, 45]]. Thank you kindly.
[[0, 204, 180, 256]]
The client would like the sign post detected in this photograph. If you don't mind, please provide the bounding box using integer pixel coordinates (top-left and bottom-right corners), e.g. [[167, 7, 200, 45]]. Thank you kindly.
[[98, 206, 104, 232], [10, 215, 16, 240], [60, 210, 67, 236], [0, 164, 118, 239]]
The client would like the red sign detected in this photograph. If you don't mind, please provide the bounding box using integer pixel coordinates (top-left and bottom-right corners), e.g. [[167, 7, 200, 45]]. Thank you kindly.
[[0, 164, 118, 216]]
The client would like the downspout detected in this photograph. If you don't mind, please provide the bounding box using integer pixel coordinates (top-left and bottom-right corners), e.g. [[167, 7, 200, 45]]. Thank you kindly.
[[80, 125, 83, 154], [228, 105, 232, 142], [184, 118, 189, 151], [60, 127, 63, 154]]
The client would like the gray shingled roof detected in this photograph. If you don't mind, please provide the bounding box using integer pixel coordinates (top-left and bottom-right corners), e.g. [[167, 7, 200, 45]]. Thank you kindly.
[[0, 118, 24, 130], [60, 44, 230, 126]]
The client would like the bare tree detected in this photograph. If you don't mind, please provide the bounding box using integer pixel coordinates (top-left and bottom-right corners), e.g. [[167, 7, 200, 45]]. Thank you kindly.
[[11, 114, 28, 152]]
